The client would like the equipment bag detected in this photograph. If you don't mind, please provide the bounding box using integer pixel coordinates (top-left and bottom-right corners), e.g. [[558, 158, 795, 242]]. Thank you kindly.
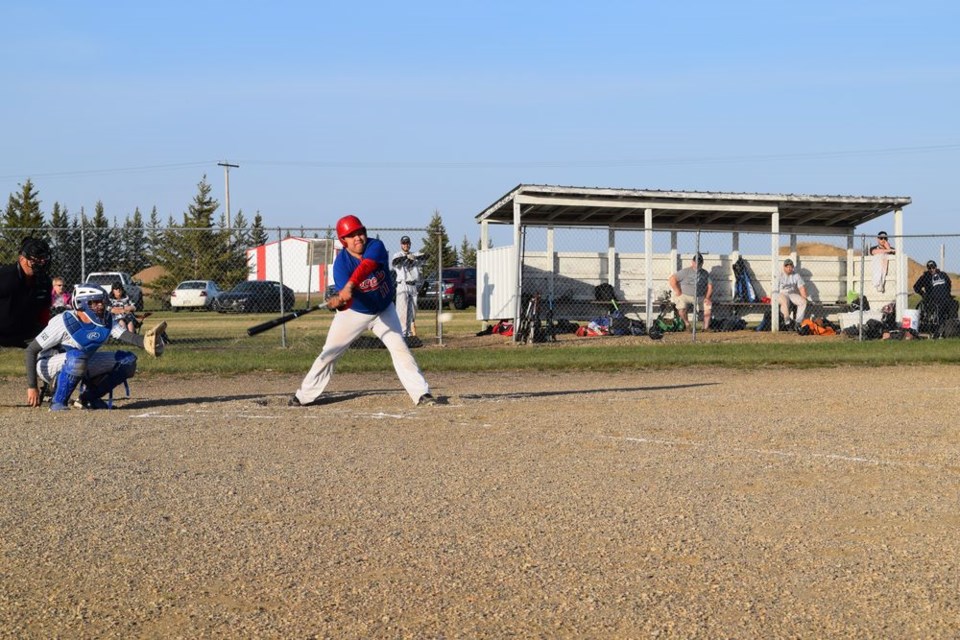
[[933, 317, 960, 339], [732, 256, 759, 303], [799, 317, 838, 336], [594, 283, 616, 302], [655, 315, 686, 333]]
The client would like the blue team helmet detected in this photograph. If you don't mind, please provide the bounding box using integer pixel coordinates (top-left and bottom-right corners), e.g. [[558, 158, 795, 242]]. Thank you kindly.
[[72, 285, 110, 326]]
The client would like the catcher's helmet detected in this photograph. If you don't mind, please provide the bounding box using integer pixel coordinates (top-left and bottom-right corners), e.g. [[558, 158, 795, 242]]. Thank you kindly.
[[72, 285, 110, 327], [336, 215, 366, 246]]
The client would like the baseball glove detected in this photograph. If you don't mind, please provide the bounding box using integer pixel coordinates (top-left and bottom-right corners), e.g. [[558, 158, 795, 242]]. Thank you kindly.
[[144, 321, 167, 357]]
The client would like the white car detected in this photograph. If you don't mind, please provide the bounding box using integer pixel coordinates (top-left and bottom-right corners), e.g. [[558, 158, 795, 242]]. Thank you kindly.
[[170, 280, 222, 310]]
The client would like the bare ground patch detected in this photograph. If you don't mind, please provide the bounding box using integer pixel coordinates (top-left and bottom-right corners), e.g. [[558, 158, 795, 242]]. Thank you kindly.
[[1, 366, 958, 638]]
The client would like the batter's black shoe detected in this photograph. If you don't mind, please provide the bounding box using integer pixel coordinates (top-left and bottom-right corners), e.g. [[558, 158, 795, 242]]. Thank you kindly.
[[288, 395, 303, 407], [417, 393, 438, 406]]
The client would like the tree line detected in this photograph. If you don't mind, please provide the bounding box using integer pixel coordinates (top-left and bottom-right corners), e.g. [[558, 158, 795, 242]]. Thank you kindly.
[[3, 176, 479, 302]]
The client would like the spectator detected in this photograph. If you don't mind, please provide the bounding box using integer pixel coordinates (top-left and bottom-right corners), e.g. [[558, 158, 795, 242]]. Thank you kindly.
[[108, 282, 138, 333], [913, 260, 954, 329], [668, 253, 712, 331], [50, 277, 72, 315], [778, 258, 808, 330], [869, 231, 896, 293]]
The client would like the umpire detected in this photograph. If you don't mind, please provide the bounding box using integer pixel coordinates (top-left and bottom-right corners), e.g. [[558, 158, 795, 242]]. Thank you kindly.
[[0, 237, 53, 348]]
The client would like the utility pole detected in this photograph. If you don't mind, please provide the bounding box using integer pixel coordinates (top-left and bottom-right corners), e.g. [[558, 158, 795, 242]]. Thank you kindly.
[[217, 161, 239, 229]]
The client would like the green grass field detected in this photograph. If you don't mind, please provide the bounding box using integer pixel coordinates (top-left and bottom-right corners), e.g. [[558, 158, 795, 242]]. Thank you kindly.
[[4, 306, 960, 378]]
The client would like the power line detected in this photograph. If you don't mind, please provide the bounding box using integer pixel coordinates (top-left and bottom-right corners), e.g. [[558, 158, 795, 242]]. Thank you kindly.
[[3, 143, 959, 180], [0, 161, 215, 181], [236, 143, 960, 169]]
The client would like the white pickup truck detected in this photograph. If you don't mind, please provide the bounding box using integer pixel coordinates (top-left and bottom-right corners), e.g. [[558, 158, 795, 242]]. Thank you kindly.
[[84, 272, 144, 310]]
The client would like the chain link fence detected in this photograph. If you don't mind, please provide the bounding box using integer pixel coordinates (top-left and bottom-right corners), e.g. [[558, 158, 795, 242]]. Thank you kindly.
[[511, 228, 960, 341], [14, 226, 449, 350], [10, 226, 960, 351]]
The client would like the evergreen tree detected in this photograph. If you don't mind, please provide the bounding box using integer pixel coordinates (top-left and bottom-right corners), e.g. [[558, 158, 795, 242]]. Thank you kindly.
[[420, 209, 457, 274], [231, 209, 252, 249], [49, 201, 69, 230], [459, 235, 478, 267], [145, 206, 162, 264], [1, 179, 46, 262], [250, 211, 269, 247], [121, 208, 149, 274], [48, 202, 82, 286], [85, 200, 115, 273], [151, 176, 250, 302]]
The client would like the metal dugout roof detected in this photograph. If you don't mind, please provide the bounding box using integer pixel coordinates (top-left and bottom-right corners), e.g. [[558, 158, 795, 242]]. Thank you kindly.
[[475, 184, 911, 233]]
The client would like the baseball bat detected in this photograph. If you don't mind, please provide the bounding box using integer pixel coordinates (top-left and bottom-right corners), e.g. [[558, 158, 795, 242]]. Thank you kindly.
[[246, 304, 325, 336]]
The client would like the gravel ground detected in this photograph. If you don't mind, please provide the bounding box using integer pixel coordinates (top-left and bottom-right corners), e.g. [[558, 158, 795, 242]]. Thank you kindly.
[[1, 365, 958, 638]]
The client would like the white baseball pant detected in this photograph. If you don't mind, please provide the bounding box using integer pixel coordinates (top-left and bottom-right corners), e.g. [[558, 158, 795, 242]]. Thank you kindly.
[[294, 303, 430, 405], [37, 350, 132, 385], [395, 288, 418, 336]]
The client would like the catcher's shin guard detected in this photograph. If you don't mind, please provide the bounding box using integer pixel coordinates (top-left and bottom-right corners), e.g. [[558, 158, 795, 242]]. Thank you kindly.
[[51, 350, 89, 406], [81, 351, 138, 408]]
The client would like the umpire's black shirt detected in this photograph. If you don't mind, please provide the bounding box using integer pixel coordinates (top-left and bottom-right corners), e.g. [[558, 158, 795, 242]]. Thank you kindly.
[[0, 262, 52, 348]]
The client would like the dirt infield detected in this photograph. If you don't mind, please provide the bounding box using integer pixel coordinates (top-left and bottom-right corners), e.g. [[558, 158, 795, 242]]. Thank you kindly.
[[1, 366, 959, 638]]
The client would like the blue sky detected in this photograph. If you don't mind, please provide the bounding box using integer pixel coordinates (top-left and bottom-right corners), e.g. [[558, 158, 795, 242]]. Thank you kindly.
[[2, 1, 958, 244]]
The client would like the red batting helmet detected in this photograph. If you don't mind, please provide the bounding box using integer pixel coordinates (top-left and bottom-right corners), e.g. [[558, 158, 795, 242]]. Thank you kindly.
[[336, 215, 366, 246]]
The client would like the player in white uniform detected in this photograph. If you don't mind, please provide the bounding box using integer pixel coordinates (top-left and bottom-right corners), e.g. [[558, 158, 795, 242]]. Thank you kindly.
[[289, 215, 437, 407], [392, 235, 422, 337], [24, 285, 165, 411]]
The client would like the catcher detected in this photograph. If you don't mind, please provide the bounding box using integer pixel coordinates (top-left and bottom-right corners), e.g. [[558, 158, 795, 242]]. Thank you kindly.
[[24, 285, 167, 411]]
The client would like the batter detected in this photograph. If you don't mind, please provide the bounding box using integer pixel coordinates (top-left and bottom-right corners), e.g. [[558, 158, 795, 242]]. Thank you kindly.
[[290, 215, 436, 407]]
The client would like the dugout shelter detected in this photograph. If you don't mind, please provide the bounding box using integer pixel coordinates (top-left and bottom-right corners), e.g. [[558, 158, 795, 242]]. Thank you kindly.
[[474, 184, 912, 334]]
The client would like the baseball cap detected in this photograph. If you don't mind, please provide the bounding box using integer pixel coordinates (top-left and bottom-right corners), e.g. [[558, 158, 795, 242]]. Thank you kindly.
[[19, 236, 51, 262], [694, 253, 703, 266], [400, 235, 411, 244], [877, 231, 888, 239], [926, 260, 937, 269], [783, 258, 794, 267]]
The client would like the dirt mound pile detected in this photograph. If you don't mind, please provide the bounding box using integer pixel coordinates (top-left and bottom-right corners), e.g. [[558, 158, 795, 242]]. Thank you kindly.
[[134, 266, 169, 296]]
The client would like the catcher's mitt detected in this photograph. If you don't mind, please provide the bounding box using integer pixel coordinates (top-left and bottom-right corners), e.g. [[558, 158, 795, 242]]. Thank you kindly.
[[144, 321, 167, 357]]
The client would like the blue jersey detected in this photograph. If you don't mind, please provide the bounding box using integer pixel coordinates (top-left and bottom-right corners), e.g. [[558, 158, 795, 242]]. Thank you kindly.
[[333, 237, 395, 315], [34, 309, 125, 356]]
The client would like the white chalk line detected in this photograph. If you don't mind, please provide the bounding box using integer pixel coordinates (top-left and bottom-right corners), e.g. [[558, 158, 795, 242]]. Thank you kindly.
[[601, 435, 944, 471]]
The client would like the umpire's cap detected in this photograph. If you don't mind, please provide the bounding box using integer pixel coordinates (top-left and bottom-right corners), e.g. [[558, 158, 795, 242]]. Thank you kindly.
[[19, 236, 51, 262]]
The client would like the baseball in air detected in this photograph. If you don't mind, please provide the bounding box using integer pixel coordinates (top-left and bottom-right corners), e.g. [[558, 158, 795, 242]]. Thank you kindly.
[[439, 312, 454, 323]]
